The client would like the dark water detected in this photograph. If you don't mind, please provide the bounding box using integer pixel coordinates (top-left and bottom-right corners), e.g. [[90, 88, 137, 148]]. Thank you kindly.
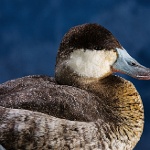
[[0, 0, 150, 149]]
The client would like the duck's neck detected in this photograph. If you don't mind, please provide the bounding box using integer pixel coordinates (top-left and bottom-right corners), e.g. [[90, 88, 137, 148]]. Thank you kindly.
[[55, 67, 144, 148], [88, 76, 144, 146]]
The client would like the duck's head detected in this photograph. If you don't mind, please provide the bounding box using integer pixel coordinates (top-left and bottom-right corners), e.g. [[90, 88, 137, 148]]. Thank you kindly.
[[55, 23, 150, 83]]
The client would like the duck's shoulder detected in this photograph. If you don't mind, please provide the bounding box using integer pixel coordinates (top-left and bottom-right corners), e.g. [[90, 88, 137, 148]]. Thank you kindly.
[[0, 75, 100, 122]]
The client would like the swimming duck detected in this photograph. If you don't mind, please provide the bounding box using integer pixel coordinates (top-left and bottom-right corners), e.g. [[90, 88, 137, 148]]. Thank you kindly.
[[0, 23, 150, 150]]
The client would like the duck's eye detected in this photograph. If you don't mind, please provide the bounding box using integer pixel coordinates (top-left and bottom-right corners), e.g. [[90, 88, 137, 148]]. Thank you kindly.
[[93, 46, 101, 50]]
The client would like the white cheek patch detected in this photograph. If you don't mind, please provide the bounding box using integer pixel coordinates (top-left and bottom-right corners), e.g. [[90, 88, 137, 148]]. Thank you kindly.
[[66, 49, 117, 78]]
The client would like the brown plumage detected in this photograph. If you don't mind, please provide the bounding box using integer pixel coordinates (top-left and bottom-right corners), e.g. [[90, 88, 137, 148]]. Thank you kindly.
[[0, 23, 149, 150]]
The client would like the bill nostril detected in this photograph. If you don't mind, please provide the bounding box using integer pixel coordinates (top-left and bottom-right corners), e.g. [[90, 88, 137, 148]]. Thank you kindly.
[[128, 61, 137, 67], [131, 62, 136, 66]]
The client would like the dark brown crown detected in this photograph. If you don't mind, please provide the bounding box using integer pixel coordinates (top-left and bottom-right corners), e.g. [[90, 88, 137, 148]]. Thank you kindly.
[[57, 23, 122, 58]]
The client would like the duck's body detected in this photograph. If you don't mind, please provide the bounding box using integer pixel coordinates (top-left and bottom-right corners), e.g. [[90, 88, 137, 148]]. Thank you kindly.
[[0, 23, 150, 150], [0, 74, 143, 150]]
